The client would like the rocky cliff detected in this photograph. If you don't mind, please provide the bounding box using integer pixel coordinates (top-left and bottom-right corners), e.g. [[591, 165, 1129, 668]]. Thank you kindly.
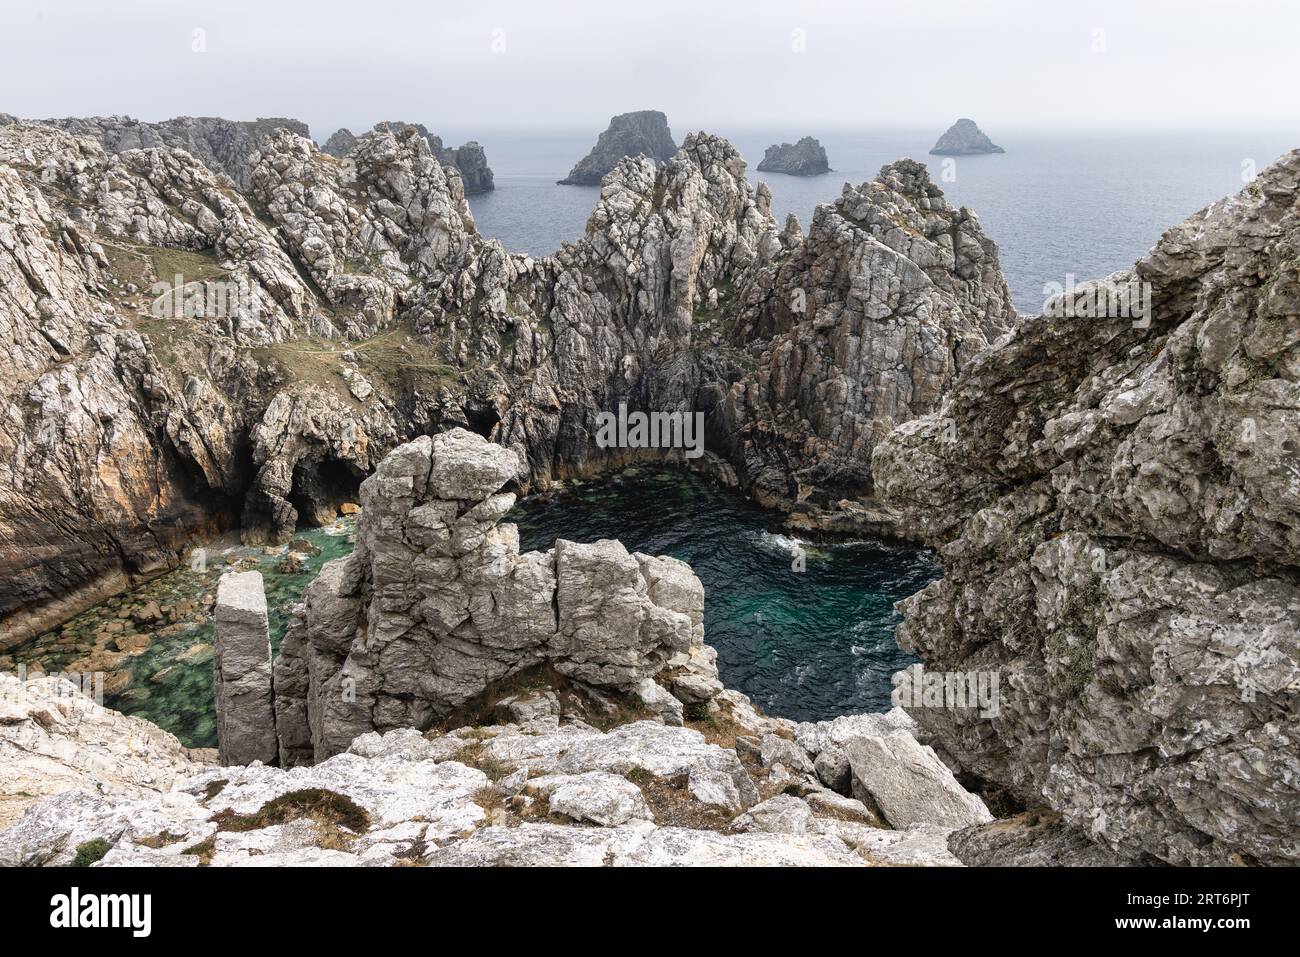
[[25, 114, 310, 189], [873, 149, 1300, 864], [929, 119, 1004, 156], [0, 117, 1008, 650], [558, 110, 676, 185], [756, 137, 830, 176]]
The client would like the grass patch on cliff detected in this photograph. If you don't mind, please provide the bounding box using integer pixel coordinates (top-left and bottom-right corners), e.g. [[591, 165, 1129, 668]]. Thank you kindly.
[[209, 788, 370, 835], [253, 323, 457, 400]]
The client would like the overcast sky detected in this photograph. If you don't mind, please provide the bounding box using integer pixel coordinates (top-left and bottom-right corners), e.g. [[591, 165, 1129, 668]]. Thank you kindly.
[[2, 0, 1297, 139]]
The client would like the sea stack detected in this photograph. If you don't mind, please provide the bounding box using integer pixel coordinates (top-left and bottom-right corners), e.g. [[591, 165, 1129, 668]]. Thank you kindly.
[[558, 110, 676, 185], [756, 136, 830, 176], [929, 118, 1004, 155]]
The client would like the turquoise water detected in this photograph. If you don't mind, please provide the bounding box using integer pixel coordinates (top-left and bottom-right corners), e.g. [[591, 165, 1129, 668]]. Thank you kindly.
[[509, 468, 938, 723], [11, 469, 936, 746], [9, 520, 357, 749]]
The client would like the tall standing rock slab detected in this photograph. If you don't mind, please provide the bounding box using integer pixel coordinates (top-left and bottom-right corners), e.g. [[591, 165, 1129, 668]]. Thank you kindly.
[[214, 571, 278, 766]]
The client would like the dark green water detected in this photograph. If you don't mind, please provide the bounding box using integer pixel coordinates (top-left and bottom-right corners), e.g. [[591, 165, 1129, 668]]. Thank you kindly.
[[509, 468, 938, 723], [9, 469, 936, 746]]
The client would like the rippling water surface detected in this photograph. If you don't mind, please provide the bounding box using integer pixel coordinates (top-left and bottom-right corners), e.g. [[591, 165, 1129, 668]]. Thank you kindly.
[[509, 468, 938, 723]]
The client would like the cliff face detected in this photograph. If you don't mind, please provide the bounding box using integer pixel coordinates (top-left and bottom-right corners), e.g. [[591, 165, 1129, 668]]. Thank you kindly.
[[873, 150, 1300, 865], [558, 110, 677, 185], [756, 136, 830, 176], [1, 435, 997, 868], [0, 118, 1008, 648], [29, 115, 310, 189]]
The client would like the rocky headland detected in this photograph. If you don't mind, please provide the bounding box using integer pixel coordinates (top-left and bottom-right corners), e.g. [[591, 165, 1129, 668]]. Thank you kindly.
[[755, 136, 830, 176], [929, 118, 1004, 156], [0, 116, 1010, 646], [558, 110, 676, 185], [1, 430, 999, 866]]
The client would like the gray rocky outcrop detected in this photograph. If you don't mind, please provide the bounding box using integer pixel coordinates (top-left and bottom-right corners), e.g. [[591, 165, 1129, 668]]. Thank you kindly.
[[929, 118, 1004, 155], [213, 570, 277, 765], [0, 116, 1009, 649], [31, 114, 310, 189], [271, 428, 723, 762], [756, 136, 830, 176], [558, 110, 676, 185], [873, 148, 1300, 865], [324, 122, 495, 194], [0, 673, 210, 833]]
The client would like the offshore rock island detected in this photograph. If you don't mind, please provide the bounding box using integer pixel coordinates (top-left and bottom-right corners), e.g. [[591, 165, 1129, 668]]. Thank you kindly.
[[558, 110, 677, 185], [755, 136, 831, 176], [929, 118, 1005, 155], [0, 105, 1296, 868]]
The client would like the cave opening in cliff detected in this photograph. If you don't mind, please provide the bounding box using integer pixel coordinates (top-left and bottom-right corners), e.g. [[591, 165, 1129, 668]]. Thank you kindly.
[[463, 402, 501, 440], [290, 457, 366, 528]]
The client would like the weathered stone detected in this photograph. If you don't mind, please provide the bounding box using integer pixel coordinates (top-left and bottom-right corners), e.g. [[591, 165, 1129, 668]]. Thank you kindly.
[[873, 147, 1300, 865], [558, 111, 675, 185], [929, 118, 1004, 155], [213, 571, 276, 766], [846, 731, 993, 830], [756, 137, 830, 176]]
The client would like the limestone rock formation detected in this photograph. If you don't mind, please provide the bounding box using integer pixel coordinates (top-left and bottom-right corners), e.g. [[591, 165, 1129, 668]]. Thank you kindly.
[[1, 653, 991, 866], [32, 114, 311, 188], [929, 118, 1004, 155], [873, 148, 1300, 865], [325, 122, 495, 194], [272, 428, 721, 762], [213, 570, 276, 766], [721, 158, 1016, 514], [756, 137, 830, 176], [0, 116, 1008, 651], [558, 110, 676, 185], [0, 427, 996, 866]]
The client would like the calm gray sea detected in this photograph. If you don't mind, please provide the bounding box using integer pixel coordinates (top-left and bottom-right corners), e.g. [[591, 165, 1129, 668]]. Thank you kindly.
[[455, 127, 1297, 315]]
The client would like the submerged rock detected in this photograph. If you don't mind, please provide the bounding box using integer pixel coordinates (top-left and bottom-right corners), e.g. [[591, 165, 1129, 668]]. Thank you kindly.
[[755, 136, 830, 176], [929, 118, 1004, 155], [558, 110, 676, 185]]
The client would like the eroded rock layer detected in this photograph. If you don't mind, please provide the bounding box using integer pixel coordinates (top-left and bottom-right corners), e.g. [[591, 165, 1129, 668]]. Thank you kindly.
[[873, 149, 1300, 865]]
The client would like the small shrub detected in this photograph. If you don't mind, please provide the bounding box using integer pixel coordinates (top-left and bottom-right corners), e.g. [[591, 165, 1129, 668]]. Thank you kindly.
[[71, 838, 112, 867]]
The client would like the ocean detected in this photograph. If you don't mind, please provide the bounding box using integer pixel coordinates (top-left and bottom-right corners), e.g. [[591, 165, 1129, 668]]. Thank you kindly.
[[456, 126, 1298, 314]]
